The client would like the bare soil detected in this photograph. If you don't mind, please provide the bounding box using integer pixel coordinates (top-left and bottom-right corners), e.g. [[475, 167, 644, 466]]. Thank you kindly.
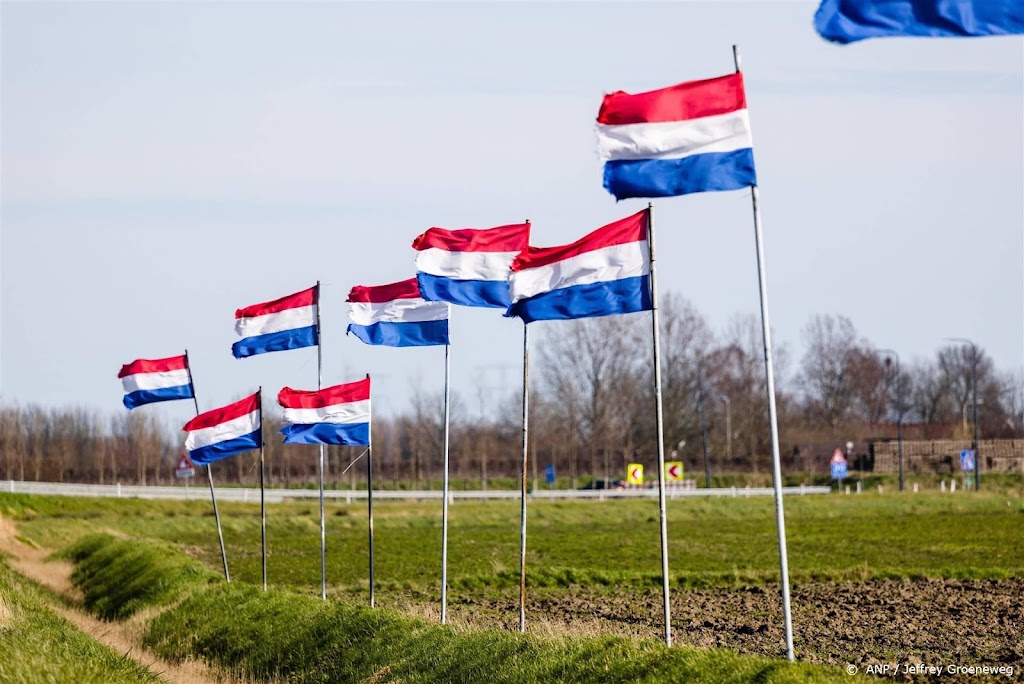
[[445, 579, 1023, 681]]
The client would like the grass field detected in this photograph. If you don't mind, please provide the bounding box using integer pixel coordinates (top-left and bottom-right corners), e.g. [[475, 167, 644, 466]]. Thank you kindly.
[[3, 491, 1021, 598], [1, 489, 1021, 681]]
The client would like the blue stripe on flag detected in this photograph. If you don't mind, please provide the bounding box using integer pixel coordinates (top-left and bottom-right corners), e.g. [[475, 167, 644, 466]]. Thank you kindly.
[[603, 149, 756, 200], [814, 0, 1024, 44], [123, 384, 194, 410], [188, 429, 261, 466], [417, 272, 511, 309], [232, 325, 318, 359], [347, 320, 449, 347], [509, 275, 652, 323], [281, 422, 370, 446]]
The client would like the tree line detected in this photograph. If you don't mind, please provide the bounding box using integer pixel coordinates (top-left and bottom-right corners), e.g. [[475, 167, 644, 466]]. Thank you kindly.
[[2, 296, 1021, 486]]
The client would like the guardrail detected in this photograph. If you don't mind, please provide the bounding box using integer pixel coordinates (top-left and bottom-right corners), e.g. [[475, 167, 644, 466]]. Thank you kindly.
[[4, 480, 831, 502]]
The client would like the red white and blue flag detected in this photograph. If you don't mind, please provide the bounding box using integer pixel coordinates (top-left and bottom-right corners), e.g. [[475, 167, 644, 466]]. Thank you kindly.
[[412, 222, 531, 309], [118, 354, 194, 410], [233, 285, 318, 359], [347, 278, 449, 347], [183, 392, 261, 465], [278, 378, 371, 446], [597, 72, 756, 200], [507, 210, 652, 323]]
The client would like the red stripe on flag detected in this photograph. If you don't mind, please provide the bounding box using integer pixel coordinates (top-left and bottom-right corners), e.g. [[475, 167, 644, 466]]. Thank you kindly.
[[597, 72, 746, 126], [183, 392, 260, 431], [278, 378, 371, 409], [118, 354, 188, 378], [235, 285, 317, 320], [347, 278, 421, 303], [412, 223, 531, 253], [511, 210, 647, 272]]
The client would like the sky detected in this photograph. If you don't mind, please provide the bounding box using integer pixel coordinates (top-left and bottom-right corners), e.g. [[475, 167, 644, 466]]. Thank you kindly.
[[2, 1, 1022, 430]]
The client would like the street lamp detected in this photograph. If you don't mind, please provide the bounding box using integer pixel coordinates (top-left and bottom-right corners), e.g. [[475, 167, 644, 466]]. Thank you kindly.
[[877, 348, 904, 492], [945, 338, 980, 491]]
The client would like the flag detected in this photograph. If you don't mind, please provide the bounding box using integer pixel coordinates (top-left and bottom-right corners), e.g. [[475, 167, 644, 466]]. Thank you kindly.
[[118, 355, 194, 410], [507, 210, 651, 323], [183, 392, 261, 465], [814, 0, 1024, 44], [233, 285, 318, 359], [412, 222, 531, 309], [597, 72, 756, 200], [347, 278, 450, 347], [278, 378, 371, 446]]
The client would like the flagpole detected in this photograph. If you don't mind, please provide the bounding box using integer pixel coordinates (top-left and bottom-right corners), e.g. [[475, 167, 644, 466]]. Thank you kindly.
[[366, 372, 375, 609], [185, 349, 229, 583], [259, 386, 267, 592], [646, 205, 672, 647], [518, 321, 530, 633], [440, 338, 452, 624], [316, 280, 327, 601], [734, 44, 795, 662]]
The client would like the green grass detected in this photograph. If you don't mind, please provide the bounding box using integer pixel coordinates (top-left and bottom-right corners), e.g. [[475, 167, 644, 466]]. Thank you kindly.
[[4, 492, 1022, 602], [0, 558, 158, 684], [63, 533, 845, 683]]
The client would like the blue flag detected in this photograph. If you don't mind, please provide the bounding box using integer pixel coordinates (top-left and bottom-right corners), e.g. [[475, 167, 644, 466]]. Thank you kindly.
[[815, 0, 1024, 44]]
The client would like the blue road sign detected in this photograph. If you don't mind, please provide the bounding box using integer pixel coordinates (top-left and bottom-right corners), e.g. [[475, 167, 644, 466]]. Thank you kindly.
[[545, 464, 556, 485], [830, 461, 848, 480], [960, 449, 975, 472]]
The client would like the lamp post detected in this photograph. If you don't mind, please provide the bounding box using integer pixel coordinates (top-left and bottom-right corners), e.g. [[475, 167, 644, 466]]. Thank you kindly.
[[945, 338, 980, 491], [878, 348, 904, 492]]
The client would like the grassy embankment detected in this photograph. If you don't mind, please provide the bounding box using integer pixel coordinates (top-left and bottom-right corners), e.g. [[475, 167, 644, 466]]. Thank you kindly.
[[60, 533, 844, 683], [0, 556, 158, 684], [3, 491, 1021, 602]]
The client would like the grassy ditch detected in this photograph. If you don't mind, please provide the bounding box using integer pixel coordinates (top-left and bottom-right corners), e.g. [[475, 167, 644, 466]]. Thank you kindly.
[[0, 557, 158, 684], [67, 533, 846, 683]]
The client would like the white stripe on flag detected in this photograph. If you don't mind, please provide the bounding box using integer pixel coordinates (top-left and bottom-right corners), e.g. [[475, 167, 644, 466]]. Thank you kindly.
[[282, 399, 371, 426], [235, 305, 317, 338], [121, 369, 191, 393], [597, 109, 752, 162], [185, 410, 261, 451], [348, 298, 449, 326], [510, 241, 649, 303], [415, 248, 518, 281]]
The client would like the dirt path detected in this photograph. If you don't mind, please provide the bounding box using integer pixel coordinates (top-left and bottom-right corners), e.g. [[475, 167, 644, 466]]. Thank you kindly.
[[0, 516, 233, 684]]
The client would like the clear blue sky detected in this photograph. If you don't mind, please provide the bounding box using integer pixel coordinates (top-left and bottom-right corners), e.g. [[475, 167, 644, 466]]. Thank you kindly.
[[2, 1, 1021, 429]]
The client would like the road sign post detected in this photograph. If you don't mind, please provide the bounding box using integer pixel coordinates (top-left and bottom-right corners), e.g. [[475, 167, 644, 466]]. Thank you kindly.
[[830, 449, 848, 488]]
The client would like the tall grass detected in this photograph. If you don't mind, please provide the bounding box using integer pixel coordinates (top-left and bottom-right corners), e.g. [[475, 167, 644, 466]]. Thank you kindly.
[[0, 559, 158, 684]]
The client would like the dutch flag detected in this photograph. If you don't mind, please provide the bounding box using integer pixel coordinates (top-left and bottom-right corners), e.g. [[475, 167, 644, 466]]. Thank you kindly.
[[597, 72, 756, 200], [183, 392, 261, 465], [278, 378, 371, 446], [412, 222, 531, 309], [233, 285, 318, 359], [118, 354, 195, 410], [347, 278, 450, 347], [507, 210, 652, 323]]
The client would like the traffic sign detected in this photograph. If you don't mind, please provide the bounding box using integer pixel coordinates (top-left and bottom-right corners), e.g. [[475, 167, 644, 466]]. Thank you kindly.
[[545, 463, 556, 485], [175, 454, 196, 479], [626, 463, 644, 485], [830, 448, 847, 480], [960, 449, 975, 472], [665, 461, 684, 481]]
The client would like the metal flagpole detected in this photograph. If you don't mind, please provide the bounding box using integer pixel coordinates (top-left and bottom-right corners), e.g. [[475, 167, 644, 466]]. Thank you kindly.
[[259, 386, 267, 591], [734, 44, 795, 662], [316, 281, 327, 601], [518, 322, 530, 633], [647, 205, 672, 647], [185, 350, 229, 583], [441, 337, 452, 624], [366, 372, 375, 608]]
